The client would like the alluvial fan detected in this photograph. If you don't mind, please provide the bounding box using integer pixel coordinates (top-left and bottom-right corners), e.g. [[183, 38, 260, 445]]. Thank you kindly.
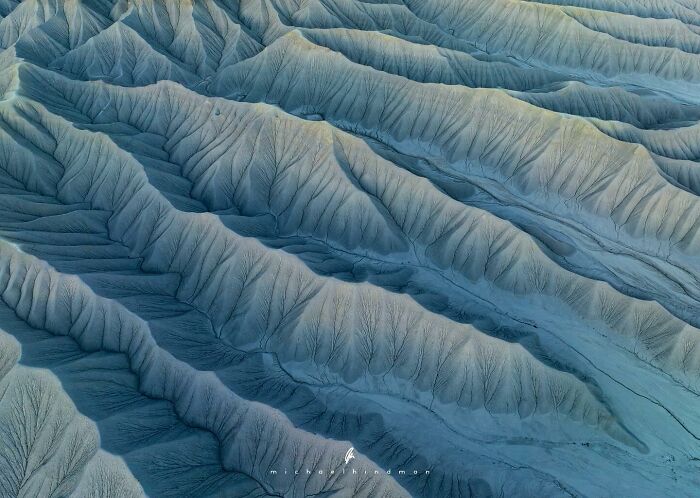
[[0, 0, 698, 496]]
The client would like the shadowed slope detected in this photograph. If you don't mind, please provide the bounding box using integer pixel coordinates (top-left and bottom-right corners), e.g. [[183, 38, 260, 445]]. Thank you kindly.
[[0, 1, 699, 497]]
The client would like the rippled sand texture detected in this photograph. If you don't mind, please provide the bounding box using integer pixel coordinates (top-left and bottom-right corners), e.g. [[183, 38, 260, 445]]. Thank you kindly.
[[0, 1, 699, 497]]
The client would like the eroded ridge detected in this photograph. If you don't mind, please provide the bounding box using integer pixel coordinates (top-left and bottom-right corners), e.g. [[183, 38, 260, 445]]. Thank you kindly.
[[0, 1, 699, 497]]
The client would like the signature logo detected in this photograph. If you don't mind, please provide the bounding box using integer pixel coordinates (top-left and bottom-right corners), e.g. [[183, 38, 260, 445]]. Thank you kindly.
[[344, 447, 356, 465]]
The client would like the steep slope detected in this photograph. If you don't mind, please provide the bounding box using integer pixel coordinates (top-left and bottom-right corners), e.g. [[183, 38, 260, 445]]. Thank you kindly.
[[0, 1, 698, 497]]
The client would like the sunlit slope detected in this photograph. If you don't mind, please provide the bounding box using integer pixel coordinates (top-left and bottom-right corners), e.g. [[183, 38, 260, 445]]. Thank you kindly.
[[0, 1, 699, 497], [0, 332, 143, 498]]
